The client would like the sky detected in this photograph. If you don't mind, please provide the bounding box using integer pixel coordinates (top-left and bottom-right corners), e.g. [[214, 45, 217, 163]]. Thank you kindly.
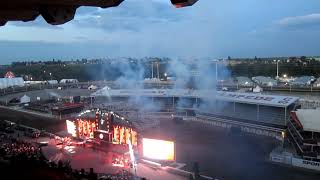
[[0, 0, 319, 63]]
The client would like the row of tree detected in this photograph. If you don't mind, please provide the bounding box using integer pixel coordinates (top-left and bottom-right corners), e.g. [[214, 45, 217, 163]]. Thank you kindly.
[[1, 59, 320, 81]]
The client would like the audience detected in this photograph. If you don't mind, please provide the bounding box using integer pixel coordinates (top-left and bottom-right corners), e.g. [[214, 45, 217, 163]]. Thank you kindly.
[[0, 130, 140, 180]]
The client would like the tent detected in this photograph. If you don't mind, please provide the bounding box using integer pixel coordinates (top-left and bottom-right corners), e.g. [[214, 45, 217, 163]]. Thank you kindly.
[[20, 94, 30, 104], [313, 78, 320, 87], [0, 77, 24, 89], [88, 85, 98, 90], [252, 85, 263, 93], [47, 80, 58, 84]]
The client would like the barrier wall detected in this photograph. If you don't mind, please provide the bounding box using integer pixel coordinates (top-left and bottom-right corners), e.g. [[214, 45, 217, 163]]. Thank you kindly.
[[292, 158, 320, 171]]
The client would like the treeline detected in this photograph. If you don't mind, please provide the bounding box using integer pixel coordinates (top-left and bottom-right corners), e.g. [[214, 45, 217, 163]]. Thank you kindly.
[[1, 57, 320, 81], [0, 62, 168, 81], [228, 59, 320, 77]]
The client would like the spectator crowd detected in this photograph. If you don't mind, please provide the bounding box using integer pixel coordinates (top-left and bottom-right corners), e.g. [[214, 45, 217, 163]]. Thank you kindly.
[[0, 121, 142, 180]]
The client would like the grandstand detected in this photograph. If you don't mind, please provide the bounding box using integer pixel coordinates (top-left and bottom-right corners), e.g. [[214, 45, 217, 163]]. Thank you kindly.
[[92, 88, 299, 132], [196, 92, 299, 138], [197, 100, 293, 129], [288, 109, 320, 162]]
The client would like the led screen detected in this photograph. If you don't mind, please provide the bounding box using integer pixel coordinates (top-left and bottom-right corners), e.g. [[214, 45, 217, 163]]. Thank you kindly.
[[142, 138, 175, 161], [66, 120, 76, 137]]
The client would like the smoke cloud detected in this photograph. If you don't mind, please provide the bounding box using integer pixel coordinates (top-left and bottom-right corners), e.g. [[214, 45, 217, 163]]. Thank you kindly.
[[166, 58, 231, 110], [93, 57, 231, 113]]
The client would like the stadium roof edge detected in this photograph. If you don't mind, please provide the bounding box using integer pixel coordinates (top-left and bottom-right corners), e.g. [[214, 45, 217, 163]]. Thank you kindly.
[[92, 88, 299, 108]]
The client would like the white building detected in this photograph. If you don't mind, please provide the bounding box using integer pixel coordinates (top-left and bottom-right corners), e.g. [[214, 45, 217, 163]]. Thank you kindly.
[[252, 76, 277, 86]]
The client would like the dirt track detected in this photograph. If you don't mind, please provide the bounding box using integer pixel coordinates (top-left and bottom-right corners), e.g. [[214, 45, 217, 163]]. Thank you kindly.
[[0, 106, 65, 132], [143, 119, 320, 180]]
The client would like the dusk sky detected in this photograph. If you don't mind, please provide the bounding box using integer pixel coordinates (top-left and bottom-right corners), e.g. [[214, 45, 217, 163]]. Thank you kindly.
[[0, 0, 319, 63]]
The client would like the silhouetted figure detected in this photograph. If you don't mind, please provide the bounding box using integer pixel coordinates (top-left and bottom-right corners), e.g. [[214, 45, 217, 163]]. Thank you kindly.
[[193, 162, 200, 180]]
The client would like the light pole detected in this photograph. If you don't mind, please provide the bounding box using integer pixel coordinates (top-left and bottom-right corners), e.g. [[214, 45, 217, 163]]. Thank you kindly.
[[151, 62, 154, 79], [274, 60, 280, 79], [156, 62, 160, 80], [49, 73, 53, 88], [216, 61, 218, 81], [212, 59, 218, 81]]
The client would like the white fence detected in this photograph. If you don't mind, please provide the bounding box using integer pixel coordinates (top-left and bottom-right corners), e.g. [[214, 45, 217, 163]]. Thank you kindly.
[[270, 149, 320, 171]]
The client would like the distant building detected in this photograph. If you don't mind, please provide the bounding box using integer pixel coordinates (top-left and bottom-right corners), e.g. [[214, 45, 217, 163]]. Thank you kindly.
[[252, 76, 277, 86], [235, 76, 253, 86], [290, 76, 315, 86], [59, 79, 79, 84]]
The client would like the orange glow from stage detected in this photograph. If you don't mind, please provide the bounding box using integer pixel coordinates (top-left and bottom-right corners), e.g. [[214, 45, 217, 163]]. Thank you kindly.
[[113, 126, 137, 146], [77, 119, 97, 138], [142, 138, 175, 161]]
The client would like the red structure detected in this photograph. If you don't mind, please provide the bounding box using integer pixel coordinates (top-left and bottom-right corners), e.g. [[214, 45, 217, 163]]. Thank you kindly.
[[4, 71, 15, 78]]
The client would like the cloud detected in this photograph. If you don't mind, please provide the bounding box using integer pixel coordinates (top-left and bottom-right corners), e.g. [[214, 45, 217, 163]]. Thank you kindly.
[[72, 0, 184, 32], [275, 13, 320, 30], [7, 16, 63, 30], [1, 0, 320, 62]]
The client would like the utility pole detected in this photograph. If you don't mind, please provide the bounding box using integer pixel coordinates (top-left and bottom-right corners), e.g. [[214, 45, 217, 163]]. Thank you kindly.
[[157, 62, 160, 80], [151, 62, 154, 79], [215, 61, 218, 81], [274, 59, 280, 79]]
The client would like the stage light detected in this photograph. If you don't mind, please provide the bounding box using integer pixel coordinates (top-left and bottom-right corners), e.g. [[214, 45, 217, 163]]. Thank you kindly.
[[99, 133, 104, 140]]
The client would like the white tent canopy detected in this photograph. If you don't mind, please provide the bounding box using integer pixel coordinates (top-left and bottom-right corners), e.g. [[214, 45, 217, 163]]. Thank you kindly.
[[88, 85, 98, 90], [20, 94, 30, 104], [0, 77, 24, 89], [252, 76, 277, 86], [47, 80, 58, 84], [253, 85, 263, 93]]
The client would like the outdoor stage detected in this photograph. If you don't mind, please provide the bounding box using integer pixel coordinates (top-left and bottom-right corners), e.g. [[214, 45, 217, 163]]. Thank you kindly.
[[41, 138, 187, 180]]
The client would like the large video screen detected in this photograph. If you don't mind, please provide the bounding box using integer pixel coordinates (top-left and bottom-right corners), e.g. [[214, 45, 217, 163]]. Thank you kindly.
[[66, 120, 76, 137], [142, 138, 175, 161]]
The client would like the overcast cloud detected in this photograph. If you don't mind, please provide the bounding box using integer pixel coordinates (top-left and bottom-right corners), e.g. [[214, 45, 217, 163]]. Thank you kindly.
[[0, 0, 319, 63]]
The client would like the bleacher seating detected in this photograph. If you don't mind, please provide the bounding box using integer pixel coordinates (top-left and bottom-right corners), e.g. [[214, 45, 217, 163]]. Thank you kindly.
[[197, 102, 291, 127]]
